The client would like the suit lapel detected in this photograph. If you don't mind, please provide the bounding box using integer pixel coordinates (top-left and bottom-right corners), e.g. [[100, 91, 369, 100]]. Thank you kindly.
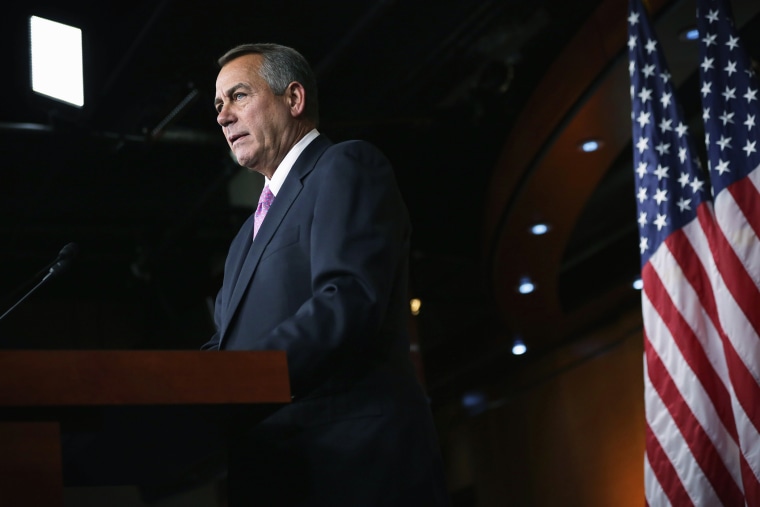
[[221, 135, 332, 344]]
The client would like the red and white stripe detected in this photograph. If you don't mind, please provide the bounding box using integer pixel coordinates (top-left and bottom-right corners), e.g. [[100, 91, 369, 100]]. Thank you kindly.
[[711, 164, 760, 500], [643, 167, 760, 505]]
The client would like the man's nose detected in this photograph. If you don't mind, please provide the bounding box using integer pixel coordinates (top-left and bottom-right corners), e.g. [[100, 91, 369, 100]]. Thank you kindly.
[[217, 105, 234, 127]]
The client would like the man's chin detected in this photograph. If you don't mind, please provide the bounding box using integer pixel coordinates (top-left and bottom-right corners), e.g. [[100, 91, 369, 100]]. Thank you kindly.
[[230, 149, 250, 167]]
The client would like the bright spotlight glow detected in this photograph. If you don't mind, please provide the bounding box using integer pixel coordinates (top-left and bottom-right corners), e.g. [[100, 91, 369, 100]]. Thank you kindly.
[[512, 339, 527, 356], [530, 223, 550, 235], [30, 16, 84, 107], [632, 278, 644, 290], [518, 277, 535, 294], [409, 298, 421, 316]]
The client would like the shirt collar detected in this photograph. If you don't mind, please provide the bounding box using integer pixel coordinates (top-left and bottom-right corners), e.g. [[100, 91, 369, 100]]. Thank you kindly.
[[266, 129, 320, 196]]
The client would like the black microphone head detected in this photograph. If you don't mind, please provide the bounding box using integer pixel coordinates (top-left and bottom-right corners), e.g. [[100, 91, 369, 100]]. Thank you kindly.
[[58, 242, 79, 260], [48, 242, 79, 278]]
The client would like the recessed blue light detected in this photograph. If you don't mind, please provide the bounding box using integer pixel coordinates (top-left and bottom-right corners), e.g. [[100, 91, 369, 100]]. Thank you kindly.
[[683, 28, 699, 41], [530, 223, 550, 235], [633, 278, 643, 290], [461, 390, 488, 415], [518, 276, 535, 294], [580, 140, 601, 152], [512, 338, 527, 356]]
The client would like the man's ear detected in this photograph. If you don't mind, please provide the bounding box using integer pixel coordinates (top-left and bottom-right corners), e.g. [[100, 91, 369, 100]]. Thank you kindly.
[[286, 81, 307, 118]]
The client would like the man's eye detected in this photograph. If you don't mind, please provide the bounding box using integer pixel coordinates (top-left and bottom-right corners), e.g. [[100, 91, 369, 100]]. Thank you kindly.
[[234, 92, 246, 101]]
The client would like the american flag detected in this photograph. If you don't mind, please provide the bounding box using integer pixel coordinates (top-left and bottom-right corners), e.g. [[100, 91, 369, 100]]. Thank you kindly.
[[697, 0, 760, 501], [628, 0, 760, 505]]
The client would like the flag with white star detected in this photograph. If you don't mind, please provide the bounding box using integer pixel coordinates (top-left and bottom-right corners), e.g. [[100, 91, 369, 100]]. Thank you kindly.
[[699, 0, 760, 192], [629, 1, 709, 269], [697, 0, 760, 500], [629, 0, 760, 504]]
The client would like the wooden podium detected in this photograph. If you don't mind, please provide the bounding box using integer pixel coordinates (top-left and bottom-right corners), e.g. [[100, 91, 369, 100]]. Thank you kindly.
[[0, 350, 291, 506]]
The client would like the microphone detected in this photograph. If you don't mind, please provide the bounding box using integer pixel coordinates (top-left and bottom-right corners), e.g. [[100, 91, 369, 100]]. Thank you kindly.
[[46, 242, 79, 278], [0, 242, 79, 323]]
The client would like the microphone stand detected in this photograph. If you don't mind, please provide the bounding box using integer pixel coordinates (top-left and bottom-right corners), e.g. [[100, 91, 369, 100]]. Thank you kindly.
[[0, 243, 78, 323]]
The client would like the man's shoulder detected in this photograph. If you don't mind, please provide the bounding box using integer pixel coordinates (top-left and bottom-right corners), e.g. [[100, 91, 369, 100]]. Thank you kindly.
[[323, 139, 390, 165], [328, 138, 377, 152]]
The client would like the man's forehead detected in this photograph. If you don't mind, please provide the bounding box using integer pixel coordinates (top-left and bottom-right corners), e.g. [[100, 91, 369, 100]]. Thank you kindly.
[[216, 56, 261, 87]]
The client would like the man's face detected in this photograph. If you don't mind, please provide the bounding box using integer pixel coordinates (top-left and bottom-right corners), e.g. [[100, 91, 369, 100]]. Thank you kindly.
[[214, 54, 292, 174]]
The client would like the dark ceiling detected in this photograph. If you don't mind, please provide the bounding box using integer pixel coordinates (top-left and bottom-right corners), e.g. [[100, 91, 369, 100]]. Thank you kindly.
[[1, 0, 759, 405]]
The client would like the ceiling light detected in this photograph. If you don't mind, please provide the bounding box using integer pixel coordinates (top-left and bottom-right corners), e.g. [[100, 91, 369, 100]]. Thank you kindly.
[[529, 222, 550, 235], [461, 390, 488, 416], [579, 139, 602, 152], [511, 338, 527, 356], [517, 276, 535, 294], [29, 16, 84, 107], [632, 278, 643, 290], [409, 298, 421, 316], [679, 27, 699, 41]]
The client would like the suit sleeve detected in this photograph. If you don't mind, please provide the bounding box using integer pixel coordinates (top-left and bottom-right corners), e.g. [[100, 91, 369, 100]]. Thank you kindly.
[[200, 288, 224, 350]]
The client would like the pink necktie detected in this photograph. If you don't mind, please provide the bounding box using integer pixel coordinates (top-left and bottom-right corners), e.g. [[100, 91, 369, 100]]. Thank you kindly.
[[253, 184, 274, 239]]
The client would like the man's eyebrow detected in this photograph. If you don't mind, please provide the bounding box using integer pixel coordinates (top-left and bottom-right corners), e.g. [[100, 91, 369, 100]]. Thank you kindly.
[[213, 82, 251, 108]]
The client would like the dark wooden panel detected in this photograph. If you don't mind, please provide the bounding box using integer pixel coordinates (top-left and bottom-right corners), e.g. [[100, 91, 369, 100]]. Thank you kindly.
[[0, 350, 291, 406]]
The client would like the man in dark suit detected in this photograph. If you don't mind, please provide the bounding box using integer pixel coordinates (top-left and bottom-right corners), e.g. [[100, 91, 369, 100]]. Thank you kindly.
[[203, 43, 450, 506]]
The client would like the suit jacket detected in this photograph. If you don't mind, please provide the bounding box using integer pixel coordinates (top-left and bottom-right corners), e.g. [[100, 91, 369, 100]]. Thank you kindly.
[[203, 134, 450, 506]]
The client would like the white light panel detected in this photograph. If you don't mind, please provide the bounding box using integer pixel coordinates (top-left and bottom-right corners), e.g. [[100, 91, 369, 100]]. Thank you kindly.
[[30, 15, 84, 107]]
